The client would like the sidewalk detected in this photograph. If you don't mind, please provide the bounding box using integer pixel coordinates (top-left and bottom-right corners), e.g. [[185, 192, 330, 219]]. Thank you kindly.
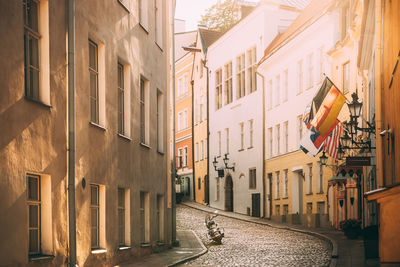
[[182, 201, 380, 267], [117, 230, 207, 267]]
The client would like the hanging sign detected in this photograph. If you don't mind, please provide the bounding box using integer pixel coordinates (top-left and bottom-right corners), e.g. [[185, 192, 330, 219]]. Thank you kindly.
[[346, 156, 371, 166]]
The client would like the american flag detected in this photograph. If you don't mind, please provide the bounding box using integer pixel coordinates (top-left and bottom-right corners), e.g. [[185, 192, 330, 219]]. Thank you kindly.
[[323, 121, 342, 159]]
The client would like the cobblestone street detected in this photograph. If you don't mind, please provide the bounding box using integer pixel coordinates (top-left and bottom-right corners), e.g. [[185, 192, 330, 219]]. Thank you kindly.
[[176, 204, 331, 266]]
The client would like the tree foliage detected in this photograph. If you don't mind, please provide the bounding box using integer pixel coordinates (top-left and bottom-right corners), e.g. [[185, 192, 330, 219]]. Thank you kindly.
[[199, 0, 240, 32]]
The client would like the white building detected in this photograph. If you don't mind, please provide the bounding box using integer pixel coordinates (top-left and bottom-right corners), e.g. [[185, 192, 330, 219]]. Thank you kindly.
[[208, 1, 300, 216], [257, 0, 339, 224]]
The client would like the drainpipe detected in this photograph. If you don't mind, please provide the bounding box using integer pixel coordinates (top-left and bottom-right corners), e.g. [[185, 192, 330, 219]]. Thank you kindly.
[[256, 69, 266, 219], [67, 0, 77, 265], [191, 79, 196, 201], [204, 60, 210, 205], [171, 4, 177, 245]]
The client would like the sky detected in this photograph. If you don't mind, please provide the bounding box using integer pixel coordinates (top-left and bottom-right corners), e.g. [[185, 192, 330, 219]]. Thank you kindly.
[[174, 0, 219, 32]]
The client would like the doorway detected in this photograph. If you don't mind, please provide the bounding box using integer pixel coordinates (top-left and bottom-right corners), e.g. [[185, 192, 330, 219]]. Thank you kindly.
[[252, 193, 261, 217], [225, 175, 233, 211], [204, 175, 209, 204]]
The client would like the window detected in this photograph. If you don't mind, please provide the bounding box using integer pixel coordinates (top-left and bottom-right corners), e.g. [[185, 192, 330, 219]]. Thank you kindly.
[[275, 75, 280, 106], [247, 47, 257, 93], [200, 140, 204, 160], [118, 188, 131, 247], [139, 0, 149, 31], [155, 0, 163, 47], [215, 178, 220, 201], [275, 171, 280, 199], [157, 90, 164, 152], [225, 128, 229, 155], [341, 3, 350, 40], [177, 148, 183, 168], [276, 124, 280, 156], [224, 62, 233, 105], [140, 192, 150, 244], [249, 168, 256, 189], [177, 110, 188, 131], [283, 204, 289, 215], [27, 174, 41, 254], [298, 115, 303, 147], [283, 69, 288, 102], [249, 120, 253, 148], [283, 169, 288, 198], [236, 53, 245, 99], [268, 80, 273, 109], [215, 69, 222, 110], [195, 143, 199, 162], [275, 205, 280, 215], [284, 121, 288, 153], [218, 131, 221, 157], [198, 178, 201, 190], [298, 59, 303, 93], [178, 74, 188, 97], [24, 0, 50, 105], [140, 77, 149, 144], [24, 0, 40, 101], [184, 146, 188, 167], [307, 53, 314, 89], [307, 164, 313, 194], [318, 163, 324, 193], [156, 195, 164, 242], [90, 184, 100, 249], [343, 61, 350, 94], [118, 63, 125, 134], [89, 41, 99, 124], [268, 127, 273, 158], [240, 122, 244, 150]]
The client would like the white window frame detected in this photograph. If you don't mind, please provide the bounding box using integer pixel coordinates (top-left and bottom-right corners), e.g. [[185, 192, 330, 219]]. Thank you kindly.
[[275, 74, 280, 106], [240, 122, 244, 150], [249, 120, 254, 148], [247, 46, 257, 94], [236, 53, 245, 99], [224, 62, 233, 105]]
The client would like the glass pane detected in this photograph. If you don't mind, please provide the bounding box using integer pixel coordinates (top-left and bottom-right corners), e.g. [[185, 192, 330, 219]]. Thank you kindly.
[[89, 43, 97, 70], [91, 208, 98, 227], [29, 37, 39, 68], [90, 186, 98, 205], [91, 227, 98, 248], [30, 68, 39, 100], [118, 188, 124, 207], [90, 73, 97, 98], [29, 205, 39, 227], [118, 64, 123, 88], [29, 229, 39, 253], [27, 0, 38, 31], [28, 176, 38, 200], [90, 98, 97, 123]]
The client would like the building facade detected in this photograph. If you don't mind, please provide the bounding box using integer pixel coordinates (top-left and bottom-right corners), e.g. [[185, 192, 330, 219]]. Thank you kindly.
[[208, 2, 300, 217], [0, 0, 173, 265], [175, 30, 195, 201], [258, 0, 336, 227]]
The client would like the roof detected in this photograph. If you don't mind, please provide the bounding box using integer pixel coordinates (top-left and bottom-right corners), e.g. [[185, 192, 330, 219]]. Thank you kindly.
[[199, 28, 223, 48], [258, 0, 333, 66], [175, 31, 198, 61]]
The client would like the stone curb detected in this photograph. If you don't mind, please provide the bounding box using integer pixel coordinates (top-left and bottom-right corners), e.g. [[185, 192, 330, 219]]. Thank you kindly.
[[168, 230, 208, 267], [182, 202, 337, 267]]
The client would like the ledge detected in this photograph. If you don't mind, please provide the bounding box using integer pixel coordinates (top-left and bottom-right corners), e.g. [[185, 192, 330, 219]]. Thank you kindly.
[[247, 146, 254, 150], [140, 142, 151, 149], [157, 150, 165, 155], [305, 193, 313, 196], [140, 243, 151, 248], [89, 121, 107, 131], [238, 148, 245, 152], [25, 96, 52, 108], [29, 254, 54, 262], [117, 0, 130, 13], [118, 133, 132, 141], [118, 246, 131, 251], [91, 248, 107, 254], [155, 42, 163, 52], [139, 23, 149, 34]]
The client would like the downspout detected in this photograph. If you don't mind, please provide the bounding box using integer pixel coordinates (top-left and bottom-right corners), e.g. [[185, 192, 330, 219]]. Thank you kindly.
[[171, 4, 177, 245], [191, 79, 196, 201], [67, 0, 77, 265], [256, 68, 266, 218], [374, 0, 384, 187], [204, 60, 210, 205]]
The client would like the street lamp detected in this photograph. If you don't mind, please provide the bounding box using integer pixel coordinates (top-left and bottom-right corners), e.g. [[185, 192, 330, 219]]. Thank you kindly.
[[223, 153, 235, 172], [348, 92, 363, 119], [341, 129, 352, 148], [212, 156, 218, 171], [320, 151, 328, 166]]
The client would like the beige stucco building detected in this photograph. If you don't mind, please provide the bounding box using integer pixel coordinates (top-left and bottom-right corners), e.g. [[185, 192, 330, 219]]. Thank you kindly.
[[0, 0, 174, 266]]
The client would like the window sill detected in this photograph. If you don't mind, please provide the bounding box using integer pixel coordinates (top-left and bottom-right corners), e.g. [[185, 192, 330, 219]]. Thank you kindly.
[[139, 23, 149, 34], [316, 192, 324, 195], [91, 248, 107, 254], [156, 241, 165, 246], [118, 133, 132, 141], [29, 254, 54, 262], [140, 142, 151, 149], [117, 0, 130, 13], [157, 150, 165, 155], [25, 96, 52, 108], [118, 246, 131, 251], [238, 148, 244, 152], [248, 146, 253, 150], [282, 196, 289, 199], [249, 187, 256, 190], [89, 121, 107, 131], [305, 193, 313, 196], [140, 243, 151, 248]]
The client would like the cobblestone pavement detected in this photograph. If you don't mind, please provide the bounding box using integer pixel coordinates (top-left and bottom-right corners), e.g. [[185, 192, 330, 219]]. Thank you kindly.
[[176, 204, 331, 267]]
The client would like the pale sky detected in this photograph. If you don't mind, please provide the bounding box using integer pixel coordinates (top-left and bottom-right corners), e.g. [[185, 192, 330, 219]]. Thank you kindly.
[[175, 0, 219, 32]]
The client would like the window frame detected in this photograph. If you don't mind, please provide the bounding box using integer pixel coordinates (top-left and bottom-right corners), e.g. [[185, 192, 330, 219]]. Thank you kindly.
[[215, 69, 223, 110], [249, 168, 256, 189], [224, 62, 233, 105], [236, 53, 246, 99], [118, 62, 125, 135], [89, 40, 99, 124], [247, 46, 257, 94], [27, 174, 41, 255], [117, 188, 125, 246], [90, 184, 100, 249]]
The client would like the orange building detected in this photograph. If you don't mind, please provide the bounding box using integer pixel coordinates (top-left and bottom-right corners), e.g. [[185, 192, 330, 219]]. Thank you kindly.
[[175, 30, 196, 200]]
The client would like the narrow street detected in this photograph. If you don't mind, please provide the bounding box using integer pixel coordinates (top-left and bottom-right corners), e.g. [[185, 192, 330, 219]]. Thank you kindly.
[[176, 204, 331, 266]]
